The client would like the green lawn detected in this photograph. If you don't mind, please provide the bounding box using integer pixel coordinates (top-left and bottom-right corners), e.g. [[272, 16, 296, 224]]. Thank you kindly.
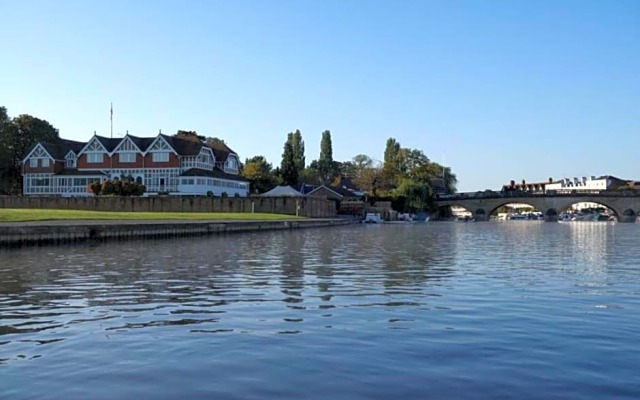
[[0, 209, 304, 222]]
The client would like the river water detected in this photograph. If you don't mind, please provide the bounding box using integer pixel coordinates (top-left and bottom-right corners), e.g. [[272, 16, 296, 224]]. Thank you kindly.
[[1, 222, 638, 399]]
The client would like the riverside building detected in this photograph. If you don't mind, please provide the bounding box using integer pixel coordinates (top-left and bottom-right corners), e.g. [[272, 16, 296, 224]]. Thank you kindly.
[[21, 132, 249, 197]]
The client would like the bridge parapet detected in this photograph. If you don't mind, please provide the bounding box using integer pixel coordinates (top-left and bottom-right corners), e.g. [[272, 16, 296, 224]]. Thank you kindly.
[[435, 191, 640, 223]]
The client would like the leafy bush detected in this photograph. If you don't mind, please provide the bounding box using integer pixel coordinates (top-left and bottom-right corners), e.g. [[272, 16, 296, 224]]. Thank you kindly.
[[87, 179, 145, 196], [87, 180, 102, 196]]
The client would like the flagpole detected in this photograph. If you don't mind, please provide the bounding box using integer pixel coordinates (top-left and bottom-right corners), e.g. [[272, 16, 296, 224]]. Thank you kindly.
[[110, 103, 113, 139]]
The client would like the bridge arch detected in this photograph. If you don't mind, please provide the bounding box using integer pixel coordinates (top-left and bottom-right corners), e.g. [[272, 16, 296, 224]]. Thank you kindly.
[[434, 193, 640, 222], [553, 199, 623, 222], [487, 200, 546, 220], [436, 203, 474, 220]]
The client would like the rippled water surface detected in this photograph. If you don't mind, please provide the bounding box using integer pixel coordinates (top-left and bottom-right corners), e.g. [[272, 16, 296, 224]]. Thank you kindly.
[[1, 222, 639, 399]]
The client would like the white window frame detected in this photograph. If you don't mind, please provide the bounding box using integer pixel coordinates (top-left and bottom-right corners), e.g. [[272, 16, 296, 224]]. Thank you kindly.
[[119, 153, 136, 163], [88, 153, 104, 163], [153, 152, 169, 163], [30, 159, 38, 167], [41, 158, 50, 167]]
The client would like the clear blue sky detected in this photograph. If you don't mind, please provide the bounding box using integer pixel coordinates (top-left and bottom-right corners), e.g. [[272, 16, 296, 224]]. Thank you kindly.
[[1, 0, 638, 191]]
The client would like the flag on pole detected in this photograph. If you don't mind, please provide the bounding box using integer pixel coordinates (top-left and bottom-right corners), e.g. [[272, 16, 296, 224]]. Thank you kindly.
[[110, 102, 114, 138]]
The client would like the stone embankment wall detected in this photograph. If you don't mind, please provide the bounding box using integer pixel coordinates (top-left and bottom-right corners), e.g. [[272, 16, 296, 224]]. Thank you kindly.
[[0, 219, 353, 248], [0, 196, 336, 218]]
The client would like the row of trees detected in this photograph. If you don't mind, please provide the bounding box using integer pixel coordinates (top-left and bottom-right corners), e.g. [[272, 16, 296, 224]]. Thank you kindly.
[[0, 106, 59, 194], [242, 129, 341, 192], [1, 104, 457, 209], [241, 130, 457, 212]]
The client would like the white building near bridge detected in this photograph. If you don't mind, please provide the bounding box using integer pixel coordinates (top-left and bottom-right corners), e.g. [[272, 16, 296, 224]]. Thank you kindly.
[[545, 175, 628, 211], [545, 175, 626, 193]]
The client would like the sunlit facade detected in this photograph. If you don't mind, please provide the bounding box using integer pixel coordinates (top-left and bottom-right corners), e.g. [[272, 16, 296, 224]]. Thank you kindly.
[[21, 133, 249, 197]]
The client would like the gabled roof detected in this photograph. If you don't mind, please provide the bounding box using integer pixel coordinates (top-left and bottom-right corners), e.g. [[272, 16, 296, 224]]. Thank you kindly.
[[94, 135, 122, 152], [260, 185, 304, 197], [180, 168, 248, 182], [208, 140, 237, 163], [597, 175, 626, 182], [302, 183, 362, 198], [308, 185, 344, 199], [299, 183, 318, 195], [22, 143, 53, 163], [27, 138, 85, 161], [145, 134, 178, 155], [127, 135, 156, 152], [161, 134, 203, 156], [113, 134, 155, 153], [24, 133, 242, 162]]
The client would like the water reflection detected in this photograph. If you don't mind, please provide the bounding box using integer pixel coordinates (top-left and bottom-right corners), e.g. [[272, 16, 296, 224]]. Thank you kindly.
[[2, 223, 639, 400], [564, 222, 612, 289], [0, 225, 458, 360]]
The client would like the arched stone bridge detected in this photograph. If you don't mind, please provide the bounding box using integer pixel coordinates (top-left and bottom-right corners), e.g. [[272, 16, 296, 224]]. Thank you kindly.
[[435, 191, 640, 222]]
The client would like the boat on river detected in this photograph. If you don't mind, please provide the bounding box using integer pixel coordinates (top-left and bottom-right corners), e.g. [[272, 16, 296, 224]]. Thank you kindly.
[[558, 211, 616, 222], [363, 213, 383, 223]]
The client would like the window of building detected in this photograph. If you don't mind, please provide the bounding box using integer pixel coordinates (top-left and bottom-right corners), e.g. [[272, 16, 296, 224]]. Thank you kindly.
[[88, 153, 104, 163], [153, 152, 169, 163], [226, 158, 237, 170], [119, 153, 136, 163], [66, 158, 76, 168], [41, 158, 50, 167], [30, 159, 37, 167]]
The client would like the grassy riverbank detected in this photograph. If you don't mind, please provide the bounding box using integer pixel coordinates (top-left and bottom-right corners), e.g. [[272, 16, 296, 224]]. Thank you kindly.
[[0, 209, 303, 223]]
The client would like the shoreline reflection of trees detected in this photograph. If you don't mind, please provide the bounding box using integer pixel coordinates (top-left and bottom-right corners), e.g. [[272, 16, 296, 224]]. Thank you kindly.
[[0, 227, 460, 337]]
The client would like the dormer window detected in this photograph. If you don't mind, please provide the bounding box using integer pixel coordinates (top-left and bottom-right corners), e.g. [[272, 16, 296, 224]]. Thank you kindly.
[[30, 159, 37, 167], [42, 158, 50, 167], [226, 157, 238, 170], [65, 151, 77, 168]]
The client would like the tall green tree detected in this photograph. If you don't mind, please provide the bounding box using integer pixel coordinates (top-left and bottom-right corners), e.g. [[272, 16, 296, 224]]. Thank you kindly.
[[319, 130, 333, 163], [290, 130, 305, 172], [380, 137, 402, 193], [242, 155, 279, 193], [424, 162, 458, 194], [300, 165, 321, 186], [383, 138, 401, 168], [0, 110, 59, 194], [395, 179, 431, 212], [357, 165, 382, 196], [0, 107, 11, 193], [317, 130, 337, 184], [280, 140, 298, 186]]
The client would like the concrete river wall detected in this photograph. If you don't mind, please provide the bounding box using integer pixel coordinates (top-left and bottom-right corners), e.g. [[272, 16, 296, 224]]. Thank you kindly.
[[0, 218, 354, 248]]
